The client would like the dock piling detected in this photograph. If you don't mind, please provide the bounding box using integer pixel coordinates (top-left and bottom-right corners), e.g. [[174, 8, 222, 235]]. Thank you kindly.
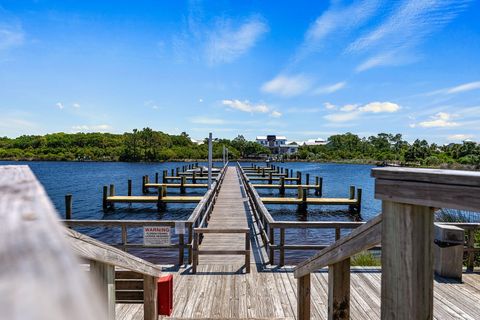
[[356, 188, 362, 214], [162, 170, 167, 183], [280, 177, 285, 196], [155, 172, 159, 184], [315, 177, 323, 197], [269, 172, 273, 184], [103, 186, 108, 212], [109, 184, 115, 210], [128, 179, 132, 196], [192, 171, 196, 184], [181, 176, 186, 194], [65, 194, 72, 220]]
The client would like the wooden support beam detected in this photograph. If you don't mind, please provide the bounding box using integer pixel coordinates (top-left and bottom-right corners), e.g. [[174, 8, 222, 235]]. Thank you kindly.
[[467, 229, 476, 272], [297, 274, 311, 320], [328, 258, 350, 320], [89, 260, 115, 320], [381, 201, 434, 320], [128, 179, 132, 196], [269, 227, 275, 265], [245, 231, 251, 273], [143, 275, 159, 320], [109, 184, 115, 210]]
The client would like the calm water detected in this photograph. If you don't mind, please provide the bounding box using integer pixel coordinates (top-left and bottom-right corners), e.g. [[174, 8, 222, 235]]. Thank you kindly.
[[1, 161, 380, 264]]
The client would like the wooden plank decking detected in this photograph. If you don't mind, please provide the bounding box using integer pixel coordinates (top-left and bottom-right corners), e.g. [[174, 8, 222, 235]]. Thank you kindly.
[[114, 165, 480, 319], [116, 266, 480, 319], [197, 166, 250, 266]]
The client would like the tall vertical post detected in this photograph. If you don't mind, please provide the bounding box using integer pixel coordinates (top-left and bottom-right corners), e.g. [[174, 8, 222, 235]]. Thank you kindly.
[[223, 145, 226, 165], [65, 194, 72, 220], [208, 132, 213, 190], [127, 179, 132, 196], [103, 186, 108, 212]]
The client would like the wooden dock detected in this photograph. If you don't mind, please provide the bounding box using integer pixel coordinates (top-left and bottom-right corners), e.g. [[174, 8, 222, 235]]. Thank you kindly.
[[144, 183, 208, 189], [261, 197, 358, 205], [116, 267, 480, 320], [106, 195, 202, 204], [192, 166, 251, 272]]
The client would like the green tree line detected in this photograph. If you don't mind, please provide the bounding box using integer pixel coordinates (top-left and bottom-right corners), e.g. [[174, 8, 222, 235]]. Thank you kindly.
[[0, 129, 270, 161], [1, 130, 479, 167], [294, 132, 480, 167]]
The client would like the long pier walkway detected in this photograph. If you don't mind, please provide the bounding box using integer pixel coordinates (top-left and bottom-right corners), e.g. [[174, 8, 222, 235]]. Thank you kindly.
[[197, 166, 250, 267], [115, 165, 480, 320]]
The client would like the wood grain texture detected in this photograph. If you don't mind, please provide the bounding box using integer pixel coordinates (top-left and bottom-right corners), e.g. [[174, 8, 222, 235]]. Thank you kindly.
[[0, 165, 107, 320], [381, 201, 434, 320], [294, 214, 382, 278], [328, 258, 350, 320], [66, 228, 162, 278], [371, 167, 480, 186], [375, 178, 480, 212]]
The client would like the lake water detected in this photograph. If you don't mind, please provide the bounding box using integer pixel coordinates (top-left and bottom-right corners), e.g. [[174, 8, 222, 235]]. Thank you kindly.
[[1, 161, 380, 264]]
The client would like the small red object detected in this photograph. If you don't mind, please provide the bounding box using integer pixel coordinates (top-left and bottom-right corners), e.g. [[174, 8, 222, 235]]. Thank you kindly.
[[157, 274, 173, 316]]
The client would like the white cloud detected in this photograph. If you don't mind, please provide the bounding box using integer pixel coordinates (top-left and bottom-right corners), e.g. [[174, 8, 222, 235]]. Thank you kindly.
[[313, 81, 346, 95], [71, 124, 112, 132], [261, 74, 312, 97], [448, 134, 474, 141], [417, 112, 459, 128], [72, 103, 80, 108], [190, 116, 226, 125], [359, 101, 400, 113], [324, 101, 401, 122], [270, 110, 282, 118], [296, 0, 380, 60], [340, 104, 358, 112], [205, 16, 268, 65], [56, 102, 64, 110], [0, 23, 25, 51], [222, 99, 269, 113], [350, 0, 471, 71], [324, 102, 336, 110], [324, 112, 360, 122], [427, 81, 480, 95]]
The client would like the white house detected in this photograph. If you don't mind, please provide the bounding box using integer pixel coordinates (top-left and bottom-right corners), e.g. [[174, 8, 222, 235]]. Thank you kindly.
[[256, 135, 299, 154], [302, 138, 328, 146]]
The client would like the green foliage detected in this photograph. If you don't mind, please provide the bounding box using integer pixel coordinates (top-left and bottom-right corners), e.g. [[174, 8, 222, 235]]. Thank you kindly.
[[0, 129, 268, 161], [295, 132, 479, 167], [350, 251, 381, 266]]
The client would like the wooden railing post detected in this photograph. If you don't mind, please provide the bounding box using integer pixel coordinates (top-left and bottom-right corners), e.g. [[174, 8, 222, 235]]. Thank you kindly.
[[297, 273, 311, 320], [381, 201, 434, 319], [193, 232, 199, 273], [269, 226, 275, 265], [467, 229, 475, 272], [89, 260, 116, 320], [328, 258, 350, 320], [245, 231, 251, 273], [279, 227, 285, 267], [179, 233, 185, 266], [143, 275, 159, 320]]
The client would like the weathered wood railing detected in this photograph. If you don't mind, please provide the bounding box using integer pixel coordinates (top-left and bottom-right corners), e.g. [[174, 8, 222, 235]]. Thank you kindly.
[[67, 228, 163, 320], [63, 219, 192, 265], [187, 162, 228, 260], [192, 228, 250, 273], [293, 167, 480, 319], [238, 163, 370, 266], [0, 165, 162, 320]]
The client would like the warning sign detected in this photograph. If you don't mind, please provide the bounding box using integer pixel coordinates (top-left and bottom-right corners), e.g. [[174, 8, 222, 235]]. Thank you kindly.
[[143, 226, 171, 247]]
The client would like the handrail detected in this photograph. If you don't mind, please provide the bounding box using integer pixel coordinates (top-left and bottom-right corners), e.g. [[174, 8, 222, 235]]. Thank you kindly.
[[294, 214, 382, 278], [66, 228, 162, 278], [0, 165, 163, 320], [0, 165, 107, 320]]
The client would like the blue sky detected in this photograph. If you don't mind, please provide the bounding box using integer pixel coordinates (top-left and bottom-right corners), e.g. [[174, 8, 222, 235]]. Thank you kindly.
[[1, 0, 479, 144]]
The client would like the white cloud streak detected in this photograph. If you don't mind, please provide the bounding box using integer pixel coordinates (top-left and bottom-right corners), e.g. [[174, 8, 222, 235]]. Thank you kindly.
[[313, 81, 346, 95], [350, 0, 471, 71], [205, 16, 268, 65], [261, 74, 312, 97], [71, 124, 112, 132], [296, 0, 381, 60], [416, 112, 459, 128], [448, 134, 474, 141], [222, 99, 282, 118], [427, 81, 480, 95], [324, 101, 401, 122]]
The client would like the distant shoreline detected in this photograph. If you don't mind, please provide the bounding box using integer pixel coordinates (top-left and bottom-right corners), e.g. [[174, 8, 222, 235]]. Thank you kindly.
[[1, 158, 477, 170]]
